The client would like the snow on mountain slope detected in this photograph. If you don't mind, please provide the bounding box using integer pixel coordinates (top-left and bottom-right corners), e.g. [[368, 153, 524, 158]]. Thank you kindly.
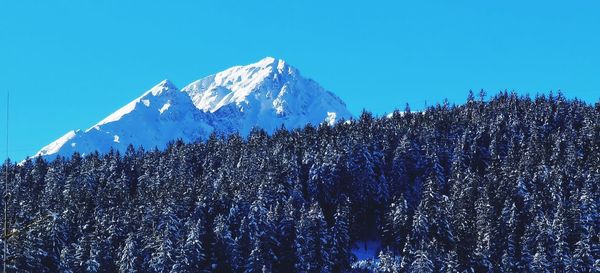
[[35, 130, 78, 157], [34, 57, 352, 159], [35, 80, 213, 159], [182, 57, 351, 135]]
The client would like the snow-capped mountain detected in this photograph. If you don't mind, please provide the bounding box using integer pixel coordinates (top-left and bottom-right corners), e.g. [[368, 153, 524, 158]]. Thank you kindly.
[[34, 57, 352, 159]]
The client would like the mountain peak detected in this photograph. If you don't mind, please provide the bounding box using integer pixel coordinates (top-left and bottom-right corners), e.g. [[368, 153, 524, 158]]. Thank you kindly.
[[253, 57, 292, 73], [147, 79, 178, 96], [34, 58, 352, 159], [182, 57, 350, 133], [256, 56, 277, 66], [182, 57, 305, 113], [91, 80, 181, 129], [157, 79, 175, 87]]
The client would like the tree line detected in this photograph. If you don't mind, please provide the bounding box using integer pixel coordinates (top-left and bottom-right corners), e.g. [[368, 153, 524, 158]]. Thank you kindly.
[[1, 91, 599, 272]]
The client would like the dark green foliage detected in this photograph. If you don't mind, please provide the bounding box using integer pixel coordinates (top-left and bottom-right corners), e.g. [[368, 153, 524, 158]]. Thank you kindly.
[[0, 92, 598, 272]]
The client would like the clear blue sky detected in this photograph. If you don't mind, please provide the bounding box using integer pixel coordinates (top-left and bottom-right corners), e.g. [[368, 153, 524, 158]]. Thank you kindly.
[[1, 0, 599, 160]]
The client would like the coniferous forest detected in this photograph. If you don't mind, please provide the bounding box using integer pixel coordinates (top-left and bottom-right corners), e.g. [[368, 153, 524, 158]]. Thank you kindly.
[[1, 91, 599, 273]]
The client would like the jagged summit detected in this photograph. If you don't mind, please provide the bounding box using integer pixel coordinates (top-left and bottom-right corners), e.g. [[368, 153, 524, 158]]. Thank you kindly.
[[149, 79, 178, 95], [182, 57, 349, 135], [34, 57, 352, 159], [255, 56, 278, 65], [182, 57, 300, 113]]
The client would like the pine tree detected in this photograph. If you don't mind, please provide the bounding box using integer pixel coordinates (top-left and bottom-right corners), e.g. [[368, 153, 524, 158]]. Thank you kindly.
[[552, 194, 573, 272], [500, 201, 517, 273], [384, 195, 409, 251], [178, 219, 207, 272], [272, 198, 297, 273], [573, 177, 596, 273], [409, 250, 434, 273], [245, 241, 269, 273], [403, 202, 430, 264], [295, 203, 332, 273], [119, 233, 141, 273], [376, 249, 401, 273], [44, 213, 68, 272], [331, 198, 353, 273], [213, 214, 236, 273], [17, 229, 45, 272], [442, 250, 460, 273], [473, 186, 493, 273], [149, 206, 180, 273]]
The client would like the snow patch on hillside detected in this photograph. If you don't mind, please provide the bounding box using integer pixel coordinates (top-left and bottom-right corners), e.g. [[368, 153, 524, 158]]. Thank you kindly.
[[36, 130, 78, 156]]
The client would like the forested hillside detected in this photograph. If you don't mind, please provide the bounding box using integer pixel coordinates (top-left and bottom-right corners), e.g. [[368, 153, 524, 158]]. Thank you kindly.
[[1, 92, 599, 272]]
